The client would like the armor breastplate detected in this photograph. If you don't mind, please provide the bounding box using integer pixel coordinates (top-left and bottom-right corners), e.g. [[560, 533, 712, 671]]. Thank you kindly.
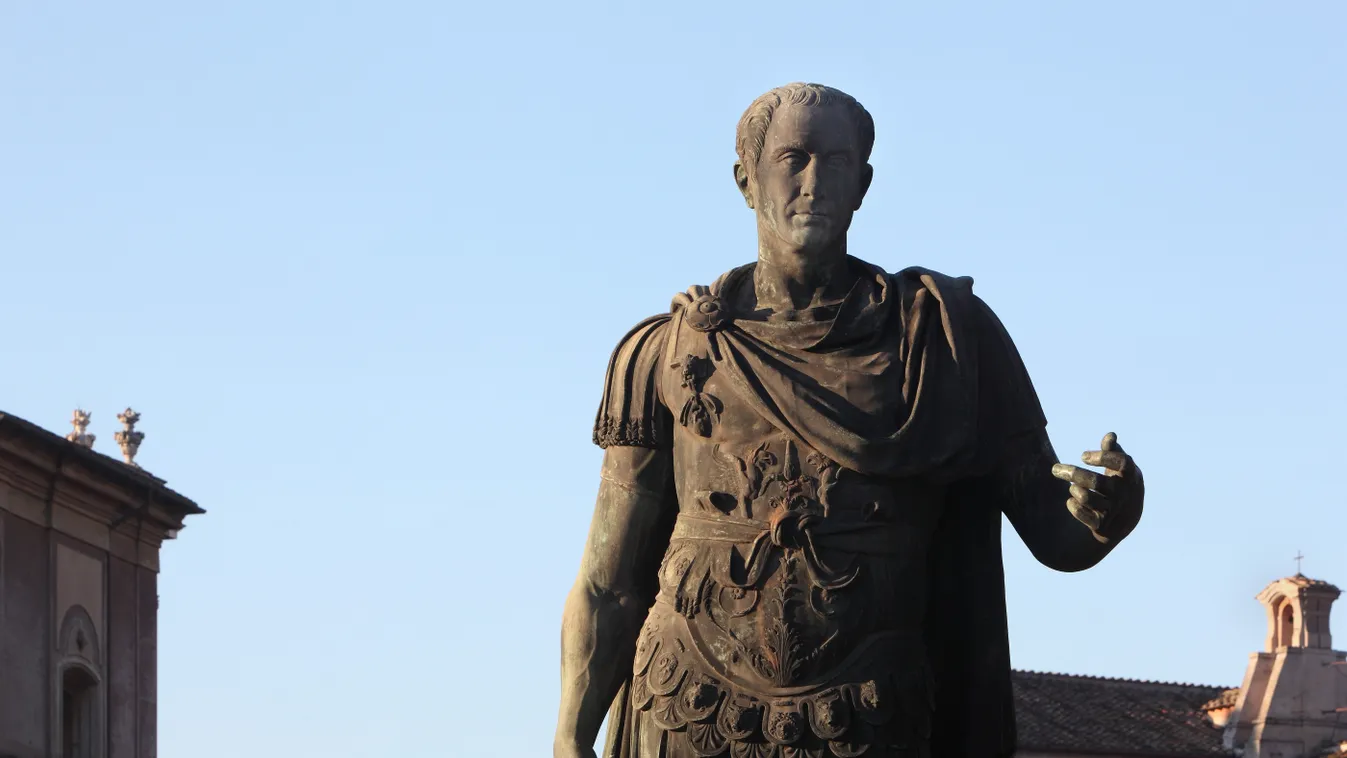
[[628, 321, 946, 755]]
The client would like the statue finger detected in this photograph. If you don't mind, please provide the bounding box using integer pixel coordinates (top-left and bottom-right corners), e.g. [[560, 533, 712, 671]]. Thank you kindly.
[[1051, 463, 1077, 484], [1081, 450, 1130, 474], [1100, 432, 1124, 454], [1067, 498, 1103, 531], [1052, 464, 1107, 492], [1069, 483, 1100, 505]]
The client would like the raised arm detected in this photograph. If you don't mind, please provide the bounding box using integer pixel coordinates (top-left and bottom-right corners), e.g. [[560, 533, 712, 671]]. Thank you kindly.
[[947, 289, 1144, 573], [998, 429, 1144, 572], [554, 445, 676, 758]]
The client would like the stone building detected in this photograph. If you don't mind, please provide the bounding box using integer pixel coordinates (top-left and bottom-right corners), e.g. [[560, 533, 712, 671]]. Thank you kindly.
[[0, 411, 202, 758], [1013, 573, 1347, 758]]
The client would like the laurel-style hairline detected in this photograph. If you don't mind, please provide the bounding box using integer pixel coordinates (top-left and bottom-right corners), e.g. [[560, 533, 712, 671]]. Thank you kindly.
[[735, 83, 876, 177]]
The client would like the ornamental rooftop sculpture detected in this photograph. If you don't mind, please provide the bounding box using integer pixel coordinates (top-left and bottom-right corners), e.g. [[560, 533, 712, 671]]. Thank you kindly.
[[115, 407, 144, 469]]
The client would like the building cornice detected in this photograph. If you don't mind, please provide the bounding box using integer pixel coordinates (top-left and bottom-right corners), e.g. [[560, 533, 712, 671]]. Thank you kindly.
[[0, 411, 202, 569]]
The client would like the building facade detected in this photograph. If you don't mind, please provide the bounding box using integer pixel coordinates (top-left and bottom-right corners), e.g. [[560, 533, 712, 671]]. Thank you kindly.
[[0, 412, 201, 758], [1013, 573, 1347, 758]]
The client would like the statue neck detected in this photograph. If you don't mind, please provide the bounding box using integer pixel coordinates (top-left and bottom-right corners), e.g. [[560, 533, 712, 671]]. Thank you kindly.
[[752, 241, 855, 312]]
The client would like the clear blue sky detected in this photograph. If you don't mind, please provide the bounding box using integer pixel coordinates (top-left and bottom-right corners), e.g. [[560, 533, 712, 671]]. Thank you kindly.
[[2, 2, 1344, 755]]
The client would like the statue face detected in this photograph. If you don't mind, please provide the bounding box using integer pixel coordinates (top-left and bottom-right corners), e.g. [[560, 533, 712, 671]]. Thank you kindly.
[[744, 103, 872, 257]]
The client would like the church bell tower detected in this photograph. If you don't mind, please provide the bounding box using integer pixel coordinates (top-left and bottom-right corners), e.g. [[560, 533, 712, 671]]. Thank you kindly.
[[1224, 573, 1347, 758]]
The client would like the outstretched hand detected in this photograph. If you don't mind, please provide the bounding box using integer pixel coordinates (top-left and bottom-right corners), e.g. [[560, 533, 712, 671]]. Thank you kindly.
[[1051, 433, 1144, 544]]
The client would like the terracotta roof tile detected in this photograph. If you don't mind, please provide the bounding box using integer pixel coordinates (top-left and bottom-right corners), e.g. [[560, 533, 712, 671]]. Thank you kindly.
[[1199, 688, 1240, 712], [1013, 670, 1231, 756]]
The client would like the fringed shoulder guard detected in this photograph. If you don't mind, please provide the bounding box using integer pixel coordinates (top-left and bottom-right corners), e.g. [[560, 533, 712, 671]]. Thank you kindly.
[[593, 314, 674, 449]]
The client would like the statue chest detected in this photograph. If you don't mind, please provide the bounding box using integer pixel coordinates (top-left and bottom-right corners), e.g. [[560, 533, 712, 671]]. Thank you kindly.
[[652, 342, 946, 679], [658, 346, 940, 526]]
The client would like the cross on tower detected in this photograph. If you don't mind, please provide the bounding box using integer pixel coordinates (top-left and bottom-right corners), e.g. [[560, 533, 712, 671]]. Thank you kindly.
[[1295, 550, 1305, 576]]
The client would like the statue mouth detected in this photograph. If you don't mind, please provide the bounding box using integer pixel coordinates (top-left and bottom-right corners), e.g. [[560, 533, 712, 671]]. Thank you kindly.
[[791, 212, 834, 229]]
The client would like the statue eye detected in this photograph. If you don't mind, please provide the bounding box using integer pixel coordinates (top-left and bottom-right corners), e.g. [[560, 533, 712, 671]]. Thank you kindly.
[[781, 151, 807, 168]]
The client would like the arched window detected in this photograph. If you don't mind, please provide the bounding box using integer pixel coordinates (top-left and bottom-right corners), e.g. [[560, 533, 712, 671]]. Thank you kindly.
[[61, 665, 98, 758], [1277, 599, 1296, 648], [55, 606, 103, 758]]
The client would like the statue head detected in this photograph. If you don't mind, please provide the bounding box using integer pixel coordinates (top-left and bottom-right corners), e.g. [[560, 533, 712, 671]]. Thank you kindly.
[[734, 83, 875, 261]]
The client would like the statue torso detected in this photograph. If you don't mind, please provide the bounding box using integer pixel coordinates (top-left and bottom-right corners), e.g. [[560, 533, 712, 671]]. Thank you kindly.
[[628, 311, 945, 755]]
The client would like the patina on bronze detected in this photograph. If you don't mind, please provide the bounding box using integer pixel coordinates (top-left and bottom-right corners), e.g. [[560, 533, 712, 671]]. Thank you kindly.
[[555, 83, 1144, 758]]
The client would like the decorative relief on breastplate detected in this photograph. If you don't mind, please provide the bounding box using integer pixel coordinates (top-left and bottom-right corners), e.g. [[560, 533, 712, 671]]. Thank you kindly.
[[637, 434, 934, 753], [712, 439, 859, 595], [716, 439, 841, 520], [674, 354, 722, 437]]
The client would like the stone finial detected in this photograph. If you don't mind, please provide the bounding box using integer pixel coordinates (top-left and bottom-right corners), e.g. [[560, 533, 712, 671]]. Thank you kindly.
[[65, 409, 95, 449], [114, 408, 144, 468]]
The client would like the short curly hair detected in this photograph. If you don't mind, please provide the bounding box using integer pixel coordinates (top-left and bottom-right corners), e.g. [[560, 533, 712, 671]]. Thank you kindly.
[[735, 83, 875, 174]]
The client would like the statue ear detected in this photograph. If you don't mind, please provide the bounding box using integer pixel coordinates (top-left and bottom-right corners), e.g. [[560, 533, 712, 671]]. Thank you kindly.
[[733, 161, 754, 209], [855, 162, 874, 210]]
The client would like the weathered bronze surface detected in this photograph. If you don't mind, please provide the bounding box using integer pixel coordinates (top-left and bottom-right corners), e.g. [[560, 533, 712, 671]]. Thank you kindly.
[[555, 83, 1144, 758]]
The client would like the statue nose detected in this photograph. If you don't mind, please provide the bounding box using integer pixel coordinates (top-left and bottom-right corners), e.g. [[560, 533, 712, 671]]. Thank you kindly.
[[799, 162, 824, 198]]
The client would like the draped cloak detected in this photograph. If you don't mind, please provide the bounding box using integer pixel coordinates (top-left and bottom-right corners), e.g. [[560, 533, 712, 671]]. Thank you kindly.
[[592, 259, 1047, 758]]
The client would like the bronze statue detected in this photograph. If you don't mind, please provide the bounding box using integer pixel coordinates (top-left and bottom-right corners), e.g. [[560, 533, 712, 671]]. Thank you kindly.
[[555, 83, 1144, 758]]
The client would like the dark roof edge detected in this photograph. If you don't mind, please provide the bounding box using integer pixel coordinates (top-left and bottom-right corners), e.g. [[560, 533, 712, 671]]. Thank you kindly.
[[1012, 668, 1229, 691], [0, 412, 205, 517]]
